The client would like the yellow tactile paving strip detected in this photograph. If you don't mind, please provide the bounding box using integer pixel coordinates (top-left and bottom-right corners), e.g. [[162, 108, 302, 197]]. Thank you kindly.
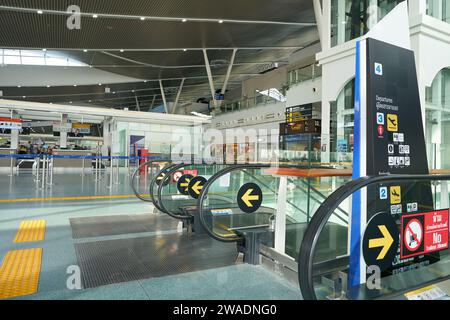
[[0, 194, 151, 203], [13, 220, 46, 243], [0, 248, 42, 299]]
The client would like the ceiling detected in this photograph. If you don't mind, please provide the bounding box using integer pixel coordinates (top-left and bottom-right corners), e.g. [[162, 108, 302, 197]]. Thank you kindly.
[[0, 0, 318, 112]]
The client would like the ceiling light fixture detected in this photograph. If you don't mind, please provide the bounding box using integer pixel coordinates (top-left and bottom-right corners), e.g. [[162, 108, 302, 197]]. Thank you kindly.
[[93, 14, 98, 18], [120, 49, 124, 52], [98, 83, 102, 86], [17, 85, 21, 88], [42, 48, 47, 52], [182, 18, 187, 22], [140, 17, 145, 21], [83, 49, 88, 52], [73, 84, 77, 87], [183, 49, 187, 52], [46, 85, 50, 88], [218, 20, 224, 23], [37, 10, 43, 14]]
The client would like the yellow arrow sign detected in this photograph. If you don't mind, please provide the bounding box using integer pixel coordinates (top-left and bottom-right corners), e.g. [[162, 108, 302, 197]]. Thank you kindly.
[[192, 181, 203, 194], [180, 179, 190, 191], [157, 174, 165, 180], [369, 225, 394, 260], [242, 189, 259, 207]]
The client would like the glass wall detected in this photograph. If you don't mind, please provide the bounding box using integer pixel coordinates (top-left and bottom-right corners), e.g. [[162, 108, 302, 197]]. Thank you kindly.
[[330, 0, 403, 47], [427, 0, 450, 23], [330, 79, 355, 165], [425, 68, 450, 169]]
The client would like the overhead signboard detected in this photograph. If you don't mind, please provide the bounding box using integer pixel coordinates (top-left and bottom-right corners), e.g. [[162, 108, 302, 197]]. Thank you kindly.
[[53, 122, 72, 133], [0, 117, 22, 130], [72, 123, 91, 134]]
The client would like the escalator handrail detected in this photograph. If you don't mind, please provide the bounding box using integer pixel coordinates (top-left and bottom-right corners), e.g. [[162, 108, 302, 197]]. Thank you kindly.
[[157, 163, 197, 220], [197, 164, 330, 243], [149, 163, 179, 212], [198, 164, 273, 243], [298, 173, 450, 300], [131, 159, 170, 202]]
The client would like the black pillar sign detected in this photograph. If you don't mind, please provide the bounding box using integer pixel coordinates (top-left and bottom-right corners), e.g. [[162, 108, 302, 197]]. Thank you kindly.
[[177, 174, 194, 195], [351, 37, 437, 287], [237, 183, 263, 213], [188, 176, 207, 199]]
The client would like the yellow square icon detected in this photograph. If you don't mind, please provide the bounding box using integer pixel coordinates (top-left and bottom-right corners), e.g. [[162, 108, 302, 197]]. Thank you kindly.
[[387, 114, 398, 132], [390, 186, 401, 204]]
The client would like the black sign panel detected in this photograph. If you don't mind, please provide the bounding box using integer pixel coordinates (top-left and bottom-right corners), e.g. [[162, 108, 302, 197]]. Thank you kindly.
[[363, 38, 435, 275], [188, 176, 207, 199], [237, 183, 263, 213], [363, 212, 399, 272], [177, 174, 194, 195]]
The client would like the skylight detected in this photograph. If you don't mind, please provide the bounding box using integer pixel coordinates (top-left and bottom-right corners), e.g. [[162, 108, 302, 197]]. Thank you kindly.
[[0, 49, 88, 67]]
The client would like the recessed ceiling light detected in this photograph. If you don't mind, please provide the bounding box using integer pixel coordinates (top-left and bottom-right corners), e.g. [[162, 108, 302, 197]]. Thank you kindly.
[[23, 96, 26, 98], [140, 17, 145, 21], [69, 101, 72, 104], [83, 49, 88, 52], [46, 85, 50, 88], [17, 85, 21, 88], [93, 14, 98, 18], [37, 10, 43, 14], [218, 20, 224, 24], [132, 90, 135, 93], [42, 48, 47, 52], [98, 83, 102, 86], [73, 84, 77, 87], [143, 80, 147, 83], [182, 18, 187, 22], [113, 92, 116, 94], [183, 49, 187, 52], [88, 100, 92, 103], [120, 49, 124, 52]]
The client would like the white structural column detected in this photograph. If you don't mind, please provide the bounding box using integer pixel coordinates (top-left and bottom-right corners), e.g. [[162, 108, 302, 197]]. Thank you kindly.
[[203, 49, 218, 110], [172, 78, 185, 114], [274, 176, 287, 254], [337, 0, 346, 44], [409, 0, 428, 16], [367, 0, 379, 30], [221, 49, 238, 98], [159, 80, 168, 113], [313, 0, 324, 48], [60, 113, 68, 148], [322, 0, 332, 50]]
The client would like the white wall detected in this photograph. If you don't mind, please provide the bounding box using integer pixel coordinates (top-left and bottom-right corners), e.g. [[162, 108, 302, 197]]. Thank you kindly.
[[286, 77, 322, 107]]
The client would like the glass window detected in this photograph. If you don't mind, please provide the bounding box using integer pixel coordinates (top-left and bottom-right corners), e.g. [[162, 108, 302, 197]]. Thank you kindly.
[[331, 0, 403, 47], [427, 0, 450, 23]]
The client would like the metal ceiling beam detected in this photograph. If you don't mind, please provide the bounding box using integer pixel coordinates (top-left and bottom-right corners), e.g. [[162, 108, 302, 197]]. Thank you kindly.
[[0, 99, 210, 125], [134, 94, 140, 111], [159, 80, 168, 113], [100, 51, 289, 69], [0, 6, 316, 27], [221, 49, 237, 98], [172, 78, 185, 114], [203, 49, 217, 110]]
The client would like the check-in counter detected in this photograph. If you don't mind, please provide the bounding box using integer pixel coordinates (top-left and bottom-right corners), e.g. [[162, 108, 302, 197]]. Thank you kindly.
[[52, 150, 93, 168], [0, 148, 15, 167]]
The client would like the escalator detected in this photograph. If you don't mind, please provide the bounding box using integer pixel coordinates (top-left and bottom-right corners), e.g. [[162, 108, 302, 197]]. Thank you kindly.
[[298, 173, 450, 300]]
